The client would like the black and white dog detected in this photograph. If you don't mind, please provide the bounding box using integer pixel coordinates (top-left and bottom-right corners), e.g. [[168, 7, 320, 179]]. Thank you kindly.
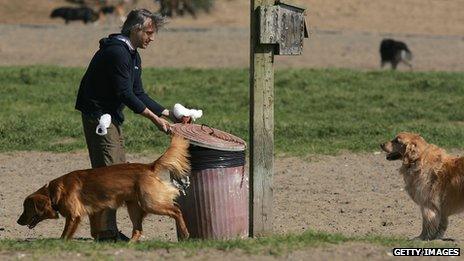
[[380, 39, 413, 70], [50, 7, 99, 24]]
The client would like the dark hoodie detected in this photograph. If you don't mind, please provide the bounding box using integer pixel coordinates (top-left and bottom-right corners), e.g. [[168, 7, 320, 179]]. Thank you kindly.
[[75, 34, 165, 125]]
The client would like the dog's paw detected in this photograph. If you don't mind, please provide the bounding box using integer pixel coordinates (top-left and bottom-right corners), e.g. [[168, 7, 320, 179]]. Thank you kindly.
[[411, 236, 433, 241], [179, 232, 190, 241], [411, 236, 423, 241], [412, 235, 442, 241]]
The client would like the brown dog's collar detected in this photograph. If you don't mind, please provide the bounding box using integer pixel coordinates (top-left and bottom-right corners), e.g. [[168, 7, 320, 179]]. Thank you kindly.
[[51, 204, 59, 212], [46, 183, 60, 213]]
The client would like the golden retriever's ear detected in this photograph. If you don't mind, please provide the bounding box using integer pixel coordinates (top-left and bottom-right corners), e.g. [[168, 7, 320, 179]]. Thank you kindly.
[[403, 142, 419, 165]]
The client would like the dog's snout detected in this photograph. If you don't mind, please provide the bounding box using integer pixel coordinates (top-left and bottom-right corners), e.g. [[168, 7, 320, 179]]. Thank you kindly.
[[380, 143, 385, 150], [17, 216, 26, 226]]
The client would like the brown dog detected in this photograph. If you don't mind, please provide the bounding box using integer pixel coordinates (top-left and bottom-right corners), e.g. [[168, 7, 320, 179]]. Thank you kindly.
[[17, 134, 190, 241], [381, 132, 464, 240]]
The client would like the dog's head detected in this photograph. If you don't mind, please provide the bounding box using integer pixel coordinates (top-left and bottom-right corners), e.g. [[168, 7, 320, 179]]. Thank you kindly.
[[380, 132, 427, 165], [17, 186, 59, 229]]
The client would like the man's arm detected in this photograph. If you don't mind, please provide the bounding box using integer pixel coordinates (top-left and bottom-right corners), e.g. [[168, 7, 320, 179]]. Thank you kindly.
[[110, 49, 147, 114], [109, 49, 170, 132], [140, 108, 171, 133]]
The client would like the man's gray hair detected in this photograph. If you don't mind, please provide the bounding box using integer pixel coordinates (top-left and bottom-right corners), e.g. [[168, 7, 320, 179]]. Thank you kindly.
[[121, 9, 166, 36]]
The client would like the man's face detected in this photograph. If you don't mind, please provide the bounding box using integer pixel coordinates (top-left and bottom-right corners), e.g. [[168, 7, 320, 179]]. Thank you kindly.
[[132, 19, 156, 49]]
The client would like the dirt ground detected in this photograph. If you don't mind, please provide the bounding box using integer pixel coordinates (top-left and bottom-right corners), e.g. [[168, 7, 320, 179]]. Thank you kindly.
[[1, 0, 464, 260], [0, 0, 464, 70], [1, 150, 463, 260]]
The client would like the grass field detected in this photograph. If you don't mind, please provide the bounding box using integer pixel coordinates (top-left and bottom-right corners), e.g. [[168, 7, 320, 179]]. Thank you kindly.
[[0, 230, 454, 257], [1, 66, 464, 155]]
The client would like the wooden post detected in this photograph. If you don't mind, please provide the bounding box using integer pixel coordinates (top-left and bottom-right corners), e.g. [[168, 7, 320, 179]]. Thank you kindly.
[[249, 0, 275, 237]]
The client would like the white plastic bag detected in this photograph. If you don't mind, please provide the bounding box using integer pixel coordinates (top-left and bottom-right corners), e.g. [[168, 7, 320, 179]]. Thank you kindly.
[[95, 114, 111, 136], [173, 103, 203, 121]]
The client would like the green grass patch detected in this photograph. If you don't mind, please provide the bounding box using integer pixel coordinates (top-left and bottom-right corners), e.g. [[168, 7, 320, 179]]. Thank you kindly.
[[0, 230, 456, 257], [1, 66, 464, 155]]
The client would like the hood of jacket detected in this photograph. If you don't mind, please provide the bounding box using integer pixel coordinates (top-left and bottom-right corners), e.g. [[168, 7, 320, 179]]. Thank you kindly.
[[98, 34, 136, 53]]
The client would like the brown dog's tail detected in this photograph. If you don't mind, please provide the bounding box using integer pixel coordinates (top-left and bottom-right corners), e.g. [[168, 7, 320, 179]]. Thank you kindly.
[[151, 134, 190, 179]]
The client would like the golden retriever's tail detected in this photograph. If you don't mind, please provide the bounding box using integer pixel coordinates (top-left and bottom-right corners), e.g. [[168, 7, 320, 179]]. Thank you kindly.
[[151, 134, 190, 179]]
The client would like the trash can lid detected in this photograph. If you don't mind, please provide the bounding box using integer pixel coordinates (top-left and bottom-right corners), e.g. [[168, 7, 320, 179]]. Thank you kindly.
[[170, 124, 246, 151]]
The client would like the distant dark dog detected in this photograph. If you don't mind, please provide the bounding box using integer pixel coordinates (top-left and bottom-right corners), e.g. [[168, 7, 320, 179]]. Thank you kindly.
[[380, 39, 413, 70], [99, 6, 117, 15], [157, 0, 196, 18], [98, 3, 126, 22], [50, 7, 99, 24], [65, 0, 86, 5]]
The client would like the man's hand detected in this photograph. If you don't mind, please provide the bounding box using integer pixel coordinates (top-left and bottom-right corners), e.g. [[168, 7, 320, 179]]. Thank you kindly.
[[140, 108, 171, 134], [162, 109, 192, 124], [163, 109, 182, 123], [152, 116, 171, 134], [181, 116, 192, 124]]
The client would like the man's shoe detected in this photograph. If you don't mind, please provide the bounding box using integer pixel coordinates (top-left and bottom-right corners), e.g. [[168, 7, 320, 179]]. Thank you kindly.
[[117, 231, 130, 242], [96, 230, 130, 242]]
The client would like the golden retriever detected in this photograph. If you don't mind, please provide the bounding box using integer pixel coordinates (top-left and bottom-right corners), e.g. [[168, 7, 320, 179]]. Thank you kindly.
[[381, 132, 464, 240], [17, 134, 190, 241]]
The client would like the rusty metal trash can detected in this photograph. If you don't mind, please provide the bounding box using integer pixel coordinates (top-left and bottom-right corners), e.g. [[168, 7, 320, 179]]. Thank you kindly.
[[171, 124, 248, 240]]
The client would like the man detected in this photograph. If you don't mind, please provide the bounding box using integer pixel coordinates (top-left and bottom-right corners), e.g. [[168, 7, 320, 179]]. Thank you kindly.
[[75, 9, 178, 241]]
